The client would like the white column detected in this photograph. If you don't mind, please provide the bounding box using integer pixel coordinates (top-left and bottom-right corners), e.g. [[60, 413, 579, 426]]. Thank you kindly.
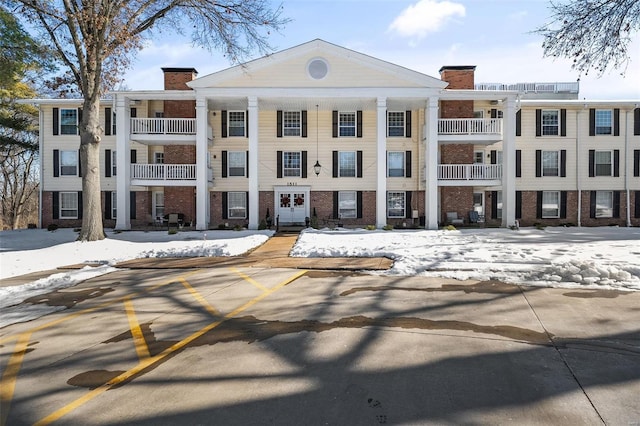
[[115, 95, 131, 230], [425, 97, 439, 229], [376, 97, 387, 228], [501, 97, 517, 227], [248, 96, 259, 230], [195, 96, 208, 231]]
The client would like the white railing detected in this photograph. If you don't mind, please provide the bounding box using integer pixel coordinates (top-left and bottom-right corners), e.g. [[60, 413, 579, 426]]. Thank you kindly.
[[475, 82, 579, 94], [438, 164, 502, 181], [130, 118, 196, 135], [131, 164, 197, 180], [438, 118, 502, 135]]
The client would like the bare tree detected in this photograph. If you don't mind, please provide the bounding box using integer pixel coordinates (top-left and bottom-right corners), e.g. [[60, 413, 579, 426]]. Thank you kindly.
[[536, 0, 640, 76], [1, 147, 39, 229], [10, 0, 289, 241]]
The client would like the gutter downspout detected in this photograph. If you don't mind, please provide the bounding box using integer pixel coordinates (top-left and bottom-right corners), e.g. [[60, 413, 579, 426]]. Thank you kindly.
[[576, 107, 582, 227], [625, 108, 631, 227], [39, 106, 44, 228]]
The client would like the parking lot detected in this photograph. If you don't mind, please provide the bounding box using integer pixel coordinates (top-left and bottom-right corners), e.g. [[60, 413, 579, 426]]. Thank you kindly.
[[1, 264, 639, 425]]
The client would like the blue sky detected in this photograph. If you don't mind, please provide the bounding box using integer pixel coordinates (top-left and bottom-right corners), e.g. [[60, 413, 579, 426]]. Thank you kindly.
[[122, 0, 640, 99]]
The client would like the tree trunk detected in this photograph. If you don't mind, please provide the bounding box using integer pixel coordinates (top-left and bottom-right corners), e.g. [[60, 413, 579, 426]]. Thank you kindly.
[[78, 97, 105, 241]]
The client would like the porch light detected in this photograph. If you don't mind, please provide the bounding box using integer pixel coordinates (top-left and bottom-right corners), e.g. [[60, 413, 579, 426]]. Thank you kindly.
[[313, 160, 322, 176], [314, 104, 321, 176]]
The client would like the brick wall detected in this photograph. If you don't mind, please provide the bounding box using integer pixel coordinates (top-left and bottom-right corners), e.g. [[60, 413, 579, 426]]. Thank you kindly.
[[440, 187, 474, 224], [580, 191, 628, 227], [165, 187, 196, 225]]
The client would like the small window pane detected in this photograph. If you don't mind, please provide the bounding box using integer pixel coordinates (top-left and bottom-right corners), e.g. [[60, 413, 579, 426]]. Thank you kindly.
[[388, 112, 405, 137], [283, 152, 301, 177], [542, 110, 559, 136], [228, 111, 245, 137], [542, 191, 560, 218], [154, 192, 164, 219], [496, 191, 503, 219], [60, 109, 78, 135], [339, 152, 356, 177], [339, 112, 356, 137], [228, 192, 247, 219], [595, 191, 613, 218], [228, 151, 246, 177], [60, 151, 78, 176], [111, 192, 117, 219], [388, 152, 405, 177], [595, 151, 612, 176], [542, 151, 559, 176], [338, 191, 357, 218], [387, 192, 405, 218], [283, 111, 301, 137], [595, 110, 612, 135], [60, 192, 78, 218]]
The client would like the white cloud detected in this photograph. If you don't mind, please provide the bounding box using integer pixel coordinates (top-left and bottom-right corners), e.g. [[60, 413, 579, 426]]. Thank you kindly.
[[388, 0, 466, 39]]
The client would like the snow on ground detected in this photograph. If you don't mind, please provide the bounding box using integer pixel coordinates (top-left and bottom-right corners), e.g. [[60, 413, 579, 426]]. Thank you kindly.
[[1, 226, 639, 328]]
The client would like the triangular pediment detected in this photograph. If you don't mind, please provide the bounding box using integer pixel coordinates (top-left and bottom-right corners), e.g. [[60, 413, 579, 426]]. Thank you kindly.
[[188, 39, 447, 90]]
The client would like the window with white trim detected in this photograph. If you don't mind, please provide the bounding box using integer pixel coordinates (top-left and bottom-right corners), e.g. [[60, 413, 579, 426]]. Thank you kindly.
[[111, 150, 117, 176], [387, 111, 405, 137], [387, 151, 405, 177], [595, 191, 613, 218], [228, 192, 247, 219], [228, 151, 246, 177], [542, 110, 559, 136], [228, 111, 246, 137], [60, 151, 78, 176], [595, 151, 613, 176], [338, 151, 356, 177], [283, 151, 301, 177], [154, 191, 164, 220], [595, 110, 612, 135], [60, 109, 78, 135], [154, 152, 164, 164], [338, 191, 357, 218], [387, 191, 405, 218], [283, 111, 301, 136], [339, 112, 356, 137], [111, 192, 117, 219], [60, 192, 78, 218], [542, 191, 560, 218], [542, 151, 559, 176], [496, 191, 503, 219]]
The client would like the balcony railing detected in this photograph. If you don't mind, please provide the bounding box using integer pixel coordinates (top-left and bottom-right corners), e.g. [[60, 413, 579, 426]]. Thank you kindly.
[[438, 164, 502, 181], [130, 118, 196, 135], [438, 118, 502, 135], [131, 164, 196, 181], [474, 82, 579, 94]]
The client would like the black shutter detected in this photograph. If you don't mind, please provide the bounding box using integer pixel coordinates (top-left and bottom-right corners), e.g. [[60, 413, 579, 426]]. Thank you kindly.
[[222, 192, 228, 219], [613, 191, 620, 218], [356, 110, 363, 138], [405, 151, 412, 178], [535, 150, 542, 177], [105, 150, 111, 177], [590, 191, 597, 218], [535, 109, 542, 137], [634, 108, 640, 135], [613, 150, 620, 177], [405, 191, 412, 219], [221, 110, 227, 138], [77, 108, 82, 132], [333, 192, 339, 219], [129, 192, 136, 219], [277, 110, 282, 137], [245, 110, 249, 138], [246, 151, 249, 178], [357, 151, 363, 178], [130, 149, 137, 164], [490, 150, 497, 165], [635, 191, 640, 218], [53, 107, 59, 135], [491, 191, 498, 219], [515, 110, 521, 136], [104, 191, 112, 219], [301, 151, 307, 178], [560, 191, 567, 219], [634, 150, 640, 177], [332, 111, 338, 137], [105, 107, 112, 136], [221, 151, 228, 178], [516, 150, 521, 178], [130, 107, 137, 118], [491, 109, 497, 119], [277, 151, 282, 178], [613, 108, 620, 136], [302, 110, 308, 138], [405, 110, 412, 138], [588, 150, 595, 177], [53, 149, 60, 177], [245, 192, 249, 220], [589, 109, 595, 136], [516, 191, 522, 219], [78, 191, 83, 219], [332, 151, 338, 178], [357, 191, 363, 219], [52, 191, 59, 219], [560, 109, 567, 136], [536, 191, 543, 219], [560, 150, 567, 177], [78, 149, 82, 177]]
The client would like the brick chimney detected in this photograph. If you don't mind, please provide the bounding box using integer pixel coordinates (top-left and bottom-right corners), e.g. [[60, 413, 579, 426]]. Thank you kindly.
[[439, 66, 475, 118]]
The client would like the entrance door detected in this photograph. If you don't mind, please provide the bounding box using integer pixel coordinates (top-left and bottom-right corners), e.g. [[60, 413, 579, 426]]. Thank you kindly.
[[473, 192, 485, 222], [277, 191, 307, 225]]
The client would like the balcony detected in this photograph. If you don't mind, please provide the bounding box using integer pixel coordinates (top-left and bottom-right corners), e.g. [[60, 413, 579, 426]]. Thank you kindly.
[[438, 118, 502, 144], [131, 164, 197, 186], [130, 118, 197, 144], [437, 164, 502, 187]]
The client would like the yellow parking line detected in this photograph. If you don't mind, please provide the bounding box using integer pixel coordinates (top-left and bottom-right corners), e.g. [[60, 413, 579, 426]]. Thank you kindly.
[[1, 332, 32, 426], [179, 278, 220, 317], [230, 267, 269, 292], [123, 298, 150, 361], [34, 270, 307, 426]]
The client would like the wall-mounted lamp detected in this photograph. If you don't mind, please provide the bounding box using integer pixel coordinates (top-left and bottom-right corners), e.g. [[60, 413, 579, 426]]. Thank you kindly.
[[314, 160, 321, 176], [314, 104, 321, 176]]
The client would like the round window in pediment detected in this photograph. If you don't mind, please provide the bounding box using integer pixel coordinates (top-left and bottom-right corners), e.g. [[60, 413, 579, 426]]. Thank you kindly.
[[307, 57, 329, 80]]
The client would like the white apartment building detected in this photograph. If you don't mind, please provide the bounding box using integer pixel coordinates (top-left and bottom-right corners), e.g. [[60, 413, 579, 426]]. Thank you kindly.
[[33, 39, 640, 230]]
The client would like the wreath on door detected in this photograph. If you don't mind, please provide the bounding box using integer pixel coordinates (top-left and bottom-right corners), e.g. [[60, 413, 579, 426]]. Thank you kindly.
[[280, 196, 290, 207], [294, 195, 304, 206]]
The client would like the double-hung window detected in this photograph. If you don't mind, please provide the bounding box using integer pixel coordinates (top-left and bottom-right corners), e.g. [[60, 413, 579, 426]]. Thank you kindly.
[[111, 192, 117, 219], [387, 111, 405, 137], [542, 110, 559, 136], [338, 151, 356, 177], [60, 109, 78, 135], [111, 150, 117, 176], [387, 152, 405, 177], [283, 151, 301, 177], [228, 192, 247, 219], [283, 111, 301, 136], [387, 192, 405, 218], [496, 191, 503, 219], [60, 151, 78, 176], [228, 111, 246, 137], [595, 191, 613, 218], [339, 112, 356, 137], [595, 110, 612, 135], [60, 192, 78, 218], [228, 151, 246, 177], [338, 191, 357, 218], [542, 191, 560, 218], [154, 192, 164, 220], [595, 151, 613, 176], [542, 151, 559, 176]]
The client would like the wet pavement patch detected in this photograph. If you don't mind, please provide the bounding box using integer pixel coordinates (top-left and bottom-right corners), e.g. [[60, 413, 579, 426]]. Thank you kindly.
[[562, 290, 629, 299], [340, 280, 520, 296], [67, 370, 126, 389], [24, 287, 114, 308], [103, 322, 178, 357]]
